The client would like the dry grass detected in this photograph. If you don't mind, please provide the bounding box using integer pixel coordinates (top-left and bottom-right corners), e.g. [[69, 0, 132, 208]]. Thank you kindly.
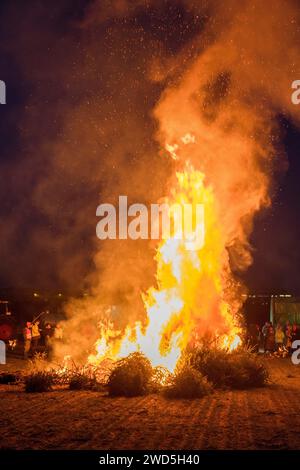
[[25, 371, 55, 393], [0, 373, 18, 384], [19, 347, 269, 396], [27, 352, 49, 373], [107, 353, 153, 397], [25, 354, 105, 391], [69, 369, 102, 391], [163, 364, 212, 399], [189, 347, 269, 389]]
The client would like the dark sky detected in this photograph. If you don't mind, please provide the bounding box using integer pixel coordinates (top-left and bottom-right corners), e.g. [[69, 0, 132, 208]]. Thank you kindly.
[[0, 0, 300, 294], [244, 118, 300, 294]]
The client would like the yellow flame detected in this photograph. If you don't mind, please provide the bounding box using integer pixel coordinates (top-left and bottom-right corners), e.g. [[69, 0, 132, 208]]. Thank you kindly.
[[88, 162, 241, 372]]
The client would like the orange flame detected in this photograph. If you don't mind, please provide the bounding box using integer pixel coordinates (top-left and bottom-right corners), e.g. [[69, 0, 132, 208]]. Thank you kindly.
[[88, 162, 241, 372]]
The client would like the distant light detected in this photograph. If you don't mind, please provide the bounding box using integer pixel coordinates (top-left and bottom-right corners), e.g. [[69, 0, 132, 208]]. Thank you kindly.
[[58, 293, 62, 297], [33, 292, 39, 298]]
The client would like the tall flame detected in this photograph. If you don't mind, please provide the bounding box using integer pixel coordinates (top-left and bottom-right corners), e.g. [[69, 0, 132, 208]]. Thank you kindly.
[[88, 162, 241, 372]]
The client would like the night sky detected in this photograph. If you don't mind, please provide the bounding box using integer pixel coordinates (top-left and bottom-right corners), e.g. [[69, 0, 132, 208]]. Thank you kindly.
[[245, 118, 300, 294], [1, 0, 300, 295]]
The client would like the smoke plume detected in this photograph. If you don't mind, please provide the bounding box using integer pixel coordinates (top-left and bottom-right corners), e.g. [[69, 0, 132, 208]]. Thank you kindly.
[[1, 1, 300, 360]]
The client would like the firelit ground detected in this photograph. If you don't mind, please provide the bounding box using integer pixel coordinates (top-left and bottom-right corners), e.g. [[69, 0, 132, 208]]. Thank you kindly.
[[0, 357, 300, 449]]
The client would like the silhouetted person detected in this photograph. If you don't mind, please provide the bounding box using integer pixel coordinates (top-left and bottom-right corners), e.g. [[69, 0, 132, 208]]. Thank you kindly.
[[292, 323, 298, 341], [285, 322, 292, 353], [275, 324, 285, 351], [265, 325, 275, 353], [23, 322, 32, 359], [54, 323, 63, 341], [44, 323, 53, 358], [262, 321, 270, 352]]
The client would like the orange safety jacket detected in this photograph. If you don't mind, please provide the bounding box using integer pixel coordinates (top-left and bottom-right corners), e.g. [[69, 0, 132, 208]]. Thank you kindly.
[[23, 327, 32, 340]]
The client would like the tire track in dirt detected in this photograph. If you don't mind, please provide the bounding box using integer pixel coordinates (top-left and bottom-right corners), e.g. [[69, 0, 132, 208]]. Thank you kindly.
[[189, 394, 227, 449], [237, 391, 254, 449], [134, 397, 185, 449], [206, 390, 255, 449], [144, 397, 189, 450], [94, 395, 160, 450], [204, 391, 238, 449], [220, 391, 238, 449], [264, 388, 290, 449], [191, 396, 218, 449], [178, 397, 211, 449], [246, 387, 288, 449], [102, 395, 161, 450], [268, 387, 300, 449], [246, 388, 271, 449], [26, 392, 150, 449], [149, 397, 208, 450], [0, 391, 102, 449]]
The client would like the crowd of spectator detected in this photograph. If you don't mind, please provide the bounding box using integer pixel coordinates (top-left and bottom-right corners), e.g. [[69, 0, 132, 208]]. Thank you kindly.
[[248, 321, 300, 354], [23, 320, 63, 359]]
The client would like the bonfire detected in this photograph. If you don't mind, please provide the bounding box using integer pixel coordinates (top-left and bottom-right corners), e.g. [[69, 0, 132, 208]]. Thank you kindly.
[[84, 163, 242, 378]]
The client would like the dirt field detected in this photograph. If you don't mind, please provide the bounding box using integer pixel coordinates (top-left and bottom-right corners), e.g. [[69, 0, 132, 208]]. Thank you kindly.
[[1, 357, 300, 450]]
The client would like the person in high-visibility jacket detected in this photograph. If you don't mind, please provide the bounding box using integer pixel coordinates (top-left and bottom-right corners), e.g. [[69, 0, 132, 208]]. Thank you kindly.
[[23, 322, 32, 359], [31, 320, 41, 354]]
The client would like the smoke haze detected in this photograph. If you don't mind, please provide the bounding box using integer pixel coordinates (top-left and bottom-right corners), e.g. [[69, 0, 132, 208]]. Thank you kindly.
[[1, 1, 300, 359]]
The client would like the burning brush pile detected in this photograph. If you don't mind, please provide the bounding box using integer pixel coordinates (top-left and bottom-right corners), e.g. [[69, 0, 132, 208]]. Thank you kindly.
[[84, 169, 244, 376], [24, 353, 104, 393], [39, 0, 295, 399], [106, 349, 269, 398], [42, 162, 269, 397], [23, 348, 268, 398]]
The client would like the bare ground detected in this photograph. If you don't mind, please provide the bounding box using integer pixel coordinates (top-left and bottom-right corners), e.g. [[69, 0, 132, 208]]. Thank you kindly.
[[1, 357, 300, 450]]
